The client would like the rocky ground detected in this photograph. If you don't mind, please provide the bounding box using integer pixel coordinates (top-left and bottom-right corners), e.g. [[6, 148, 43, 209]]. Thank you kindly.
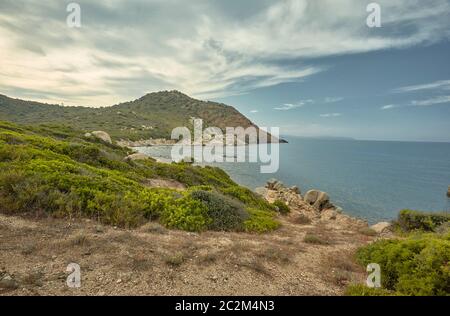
[[0, 181, 388, 296]]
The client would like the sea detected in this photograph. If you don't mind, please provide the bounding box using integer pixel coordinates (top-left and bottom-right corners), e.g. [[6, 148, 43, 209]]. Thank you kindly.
[[136, 137, 450, 223]]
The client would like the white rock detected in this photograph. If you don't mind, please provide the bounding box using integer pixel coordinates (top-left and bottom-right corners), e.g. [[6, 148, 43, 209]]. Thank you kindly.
[[91, 131, 112, 144], [370, 222, 392, 233], [124, 153, 149, 161]]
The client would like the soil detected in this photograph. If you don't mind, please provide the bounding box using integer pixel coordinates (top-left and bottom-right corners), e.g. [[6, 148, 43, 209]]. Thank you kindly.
[[0, 207, 374, 296]]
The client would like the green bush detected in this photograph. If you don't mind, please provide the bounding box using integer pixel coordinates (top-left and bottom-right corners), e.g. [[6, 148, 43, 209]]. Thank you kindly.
[[356, 232, 450, 296], [159, 197, 210, 232], [190, 190, 249, 231], [243, 208, 280, 233], [220, 186, 275, 212], [272, 200, 290, 215], [397, 209, 450, 232]]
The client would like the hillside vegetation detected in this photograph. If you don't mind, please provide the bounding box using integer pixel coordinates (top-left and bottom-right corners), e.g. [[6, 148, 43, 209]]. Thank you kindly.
[[347, 210, 450, 296], [0, 91, 268, 142], [0, 120, 279, 232]]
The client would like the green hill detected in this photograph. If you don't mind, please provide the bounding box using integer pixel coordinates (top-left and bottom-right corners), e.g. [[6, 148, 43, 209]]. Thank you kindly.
[[0, 91, 279, 143], [0, 120, 279, 232]]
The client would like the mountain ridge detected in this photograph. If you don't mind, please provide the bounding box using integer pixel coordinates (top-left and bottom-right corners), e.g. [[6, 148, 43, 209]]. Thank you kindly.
[[0, 91, 283, 143]]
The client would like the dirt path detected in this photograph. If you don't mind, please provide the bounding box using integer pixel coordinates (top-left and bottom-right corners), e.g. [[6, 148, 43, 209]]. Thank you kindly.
[[0, 209, 374, 296]]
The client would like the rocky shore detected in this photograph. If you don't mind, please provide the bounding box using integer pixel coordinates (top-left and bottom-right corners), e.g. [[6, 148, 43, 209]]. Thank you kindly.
[[256, 179, 392, 235], [117, 138, 178, 147]]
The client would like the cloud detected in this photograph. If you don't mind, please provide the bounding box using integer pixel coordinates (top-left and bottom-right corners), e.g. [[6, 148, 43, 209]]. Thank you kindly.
[[1, 0, 450, 106], [381, 104, 397, 110], [393, 80, 450, 93], [320, 113, 342, 117], [274, 99, 313, 111], [250, 110, 259, 113], [274, 103, 303, 111], [380, 96, 450, 110], [411, 96, 450, 106], [324, 97, 343, 103]]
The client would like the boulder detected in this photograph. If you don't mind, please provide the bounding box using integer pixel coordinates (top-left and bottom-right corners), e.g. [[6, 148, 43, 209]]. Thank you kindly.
[[84, 132, 92, 138], [370, 222, 392, 234], [124, 153, 149, 161], [273, 181, 285, 191], [321, 209, 337, 220], [266, 179, 285, 191], [91, 131, 112, 144], [289, 186, 301, 195], [0, 274, 18, 290], [304, 190, 333, 211], [254, 187, 268, 197]]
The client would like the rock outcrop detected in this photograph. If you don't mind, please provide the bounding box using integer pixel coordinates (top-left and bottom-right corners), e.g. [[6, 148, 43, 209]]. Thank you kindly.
[[447, 186, 450, 198], [256, 179, 368, 229], [117, 138, 177, 147], [124, 153, 150, 161], [370, 222, 392, 234], [304, 190, 335, 212], [87, 131, 112, 144]]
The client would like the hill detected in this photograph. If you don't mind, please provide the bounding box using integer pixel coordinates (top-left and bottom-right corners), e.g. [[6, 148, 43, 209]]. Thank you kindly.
[[0, 91, 281, 143]]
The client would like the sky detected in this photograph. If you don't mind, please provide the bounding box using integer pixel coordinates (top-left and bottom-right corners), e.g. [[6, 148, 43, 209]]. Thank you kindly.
[[1, 0, 450, 142]]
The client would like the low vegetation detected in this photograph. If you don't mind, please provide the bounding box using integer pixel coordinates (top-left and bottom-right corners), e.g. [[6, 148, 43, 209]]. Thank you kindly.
[[272, 199, 290, 215], [396, 209, 450, 232], [303, 233, 329, 245], [0, 120, 279, 232], [348, 210, 450, 296]]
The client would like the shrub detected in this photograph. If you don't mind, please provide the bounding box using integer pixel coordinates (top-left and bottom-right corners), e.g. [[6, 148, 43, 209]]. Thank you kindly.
[[397, 209, 450, 232], [243, 208, 280, 233], [220, 186, 275, 212], [345, 284, 397, 296], [164, 252, 185, 267], [356, 232, 450, 296], [292, 214, 312, 225], [159, 197, 210, 232], [190, 190, 249, 231], [272, 200, 290, 215], [303, 233, 329, 245]]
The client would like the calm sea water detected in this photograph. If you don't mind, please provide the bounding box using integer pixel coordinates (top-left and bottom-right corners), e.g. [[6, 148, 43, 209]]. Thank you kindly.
[[137, 137, 450, 223]]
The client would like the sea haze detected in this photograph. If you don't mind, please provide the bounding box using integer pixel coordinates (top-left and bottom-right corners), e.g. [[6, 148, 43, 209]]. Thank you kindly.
[[137, 137, 450, 223]]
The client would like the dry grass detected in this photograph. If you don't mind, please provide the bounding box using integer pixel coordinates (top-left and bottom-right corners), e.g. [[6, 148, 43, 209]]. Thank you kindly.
[[321, 251, 363, 286], [21, 271, 44, 287], [303, 233, 329, 245], [130, 253, 152, 271], [139, 222, 168, 234], [21, 243, 37, 255], [291, 214, 312, 225], [237, 259, 272, 277], [164, 252, 185, 267], [257, 246, 292, 264], [358, 227, 377, 236], [69, 232, 90, 247], [199, 251, 219, 264]]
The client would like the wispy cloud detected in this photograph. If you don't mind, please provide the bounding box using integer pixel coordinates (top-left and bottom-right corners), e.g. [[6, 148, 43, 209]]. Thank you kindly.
[[1, 0, 450, 106], [393, 80, 450, 93], [274, 103, 303, 111], [250, 110, 259, 113], [324, 97, 343, 103], [411, 96, 450, 106], [320, 113, 342, 117], [380, 104, 398, 110], [380, 96, 450, 110], [274, 99, 313, 111]]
